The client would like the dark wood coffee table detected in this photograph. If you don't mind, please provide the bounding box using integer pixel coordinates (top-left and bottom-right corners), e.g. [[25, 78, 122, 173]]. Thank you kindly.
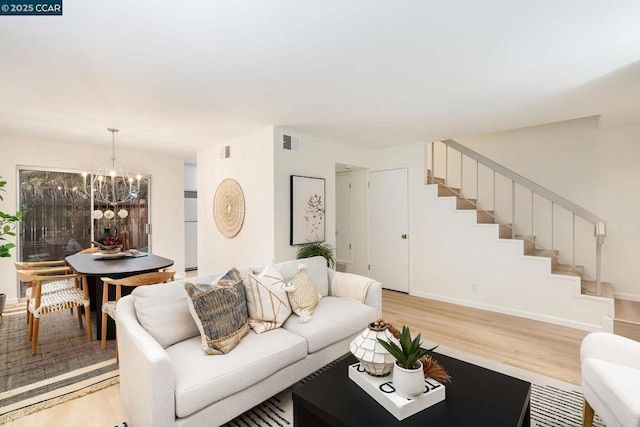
[[293, 353, 530, 426]]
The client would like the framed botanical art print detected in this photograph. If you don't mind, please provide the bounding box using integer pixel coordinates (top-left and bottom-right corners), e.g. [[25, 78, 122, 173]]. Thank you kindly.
[[290, 175, 326, 245]]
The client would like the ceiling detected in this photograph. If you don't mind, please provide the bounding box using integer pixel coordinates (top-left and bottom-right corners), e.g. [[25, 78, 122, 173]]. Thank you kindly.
[[2, 1, 640, 163]]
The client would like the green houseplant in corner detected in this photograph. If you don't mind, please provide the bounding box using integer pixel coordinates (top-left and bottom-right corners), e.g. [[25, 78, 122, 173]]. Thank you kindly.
[[0, 176, 22, 257], [0, 176, 23, 320], [296, 241, 336, 269], [378, 326, 433, 399]]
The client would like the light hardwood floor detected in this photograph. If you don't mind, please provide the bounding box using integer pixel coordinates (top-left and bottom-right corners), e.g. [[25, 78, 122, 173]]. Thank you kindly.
[[6, 290, 637, 426]]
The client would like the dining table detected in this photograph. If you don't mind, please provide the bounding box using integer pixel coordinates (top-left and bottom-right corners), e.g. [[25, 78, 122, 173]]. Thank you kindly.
[[65, 251, 174, 339]]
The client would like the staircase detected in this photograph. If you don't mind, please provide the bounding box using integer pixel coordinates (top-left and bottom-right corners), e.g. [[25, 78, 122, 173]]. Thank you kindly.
[[423, 140, 615, 333], [427, 171, 615, 300]]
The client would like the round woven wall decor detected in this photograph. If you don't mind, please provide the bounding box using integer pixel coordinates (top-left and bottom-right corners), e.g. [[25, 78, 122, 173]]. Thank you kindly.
[[213, 178, 245, 238]]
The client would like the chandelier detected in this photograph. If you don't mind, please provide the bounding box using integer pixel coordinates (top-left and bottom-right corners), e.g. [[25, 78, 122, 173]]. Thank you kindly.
[[82, 128, 141, 206]]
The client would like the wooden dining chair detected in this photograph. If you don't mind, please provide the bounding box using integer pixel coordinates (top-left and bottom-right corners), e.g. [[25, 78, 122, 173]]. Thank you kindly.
[[101, 270, 176, 359], [14, 261, 76, 325], [15, 270, 92, 355]]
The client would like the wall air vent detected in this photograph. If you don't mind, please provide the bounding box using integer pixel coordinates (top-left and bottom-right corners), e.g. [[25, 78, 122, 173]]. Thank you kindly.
[[220, 145, 231, 159], [283, 134, 300, 152]]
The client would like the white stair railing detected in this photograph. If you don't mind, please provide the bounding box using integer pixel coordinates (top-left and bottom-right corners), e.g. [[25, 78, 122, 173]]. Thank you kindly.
[[428, 140, 607, 296]]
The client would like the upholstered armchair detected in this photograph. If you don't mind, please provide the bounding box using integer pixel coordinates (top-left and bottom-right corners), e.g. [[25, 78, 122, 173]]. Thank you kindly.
[[580, 332, 640, 427]]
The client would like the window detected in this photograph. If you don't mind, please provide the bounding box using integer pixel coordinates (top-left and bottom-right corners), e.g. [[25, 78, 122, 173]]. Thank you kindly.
[[17, 167, 150, 296]]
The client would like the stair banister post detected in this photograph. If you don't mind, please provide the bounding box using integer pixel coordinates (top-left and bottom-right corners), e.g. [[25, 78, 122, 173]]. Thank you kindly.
[[551, 202, 554, 251], [445, 145, 449, 184], [476, 160, 479, 203], [595, 222, 606, 297], [431, 142, 435, 181], [511, 180, 516, 239], [531, 190, 534, 238], [460, 152, 463, 195]]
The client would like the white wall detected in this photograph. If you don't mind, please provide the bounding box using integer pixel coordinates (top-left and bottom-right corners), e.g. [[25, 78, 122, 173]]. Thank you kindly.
[[273, 127, 371, 266], [197, 127, 275, 274], [0, 135, 185, 303], [458, 117, 640, 301], [184, 164, 197, 192]]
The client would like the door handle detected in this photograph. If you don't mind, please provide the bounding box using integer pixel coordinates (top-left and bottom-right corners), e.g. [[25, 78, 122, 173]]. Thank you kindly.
[[401, 234, 407, 239]]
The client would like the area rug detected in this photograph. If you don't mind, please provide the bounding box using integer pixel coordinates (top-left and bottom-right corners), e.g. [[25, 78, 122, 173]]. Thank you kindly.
[[0, 303, 119, 423], [222, 345, 606, 427]]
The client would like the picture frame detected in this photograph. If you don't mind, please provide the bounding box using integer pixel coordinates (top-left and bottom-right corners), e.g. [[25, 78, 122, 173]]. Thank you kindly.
[[290, 175, 326, 245]]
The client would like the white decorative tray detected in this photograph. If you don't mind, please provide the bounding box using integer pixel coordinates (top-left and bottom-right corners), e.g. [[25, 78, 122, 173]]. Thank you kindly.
[[348, 362, 445, 420]]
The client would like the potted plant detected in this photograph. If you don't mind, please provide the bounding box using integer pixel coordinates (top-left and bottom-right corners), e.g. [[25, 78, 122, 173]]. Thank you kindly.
[[296, 241, 336, 269], [378, 326, 432, 399], [0, 176, 23, 321]]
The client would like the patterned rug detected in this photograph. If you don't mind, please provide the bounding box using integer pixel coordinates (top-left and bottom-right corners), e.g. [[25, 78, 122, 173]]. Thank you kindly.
[[222, 346, 606, 427], [0, 304, 119, 423]]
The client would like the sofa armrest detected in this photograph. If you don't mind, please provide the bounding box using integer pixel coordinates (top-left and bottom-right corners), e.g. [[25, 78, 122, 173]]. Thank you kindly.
[[328, 270, 382, 318], [117, 295, 176, 427], [581, 332, 640, 370]]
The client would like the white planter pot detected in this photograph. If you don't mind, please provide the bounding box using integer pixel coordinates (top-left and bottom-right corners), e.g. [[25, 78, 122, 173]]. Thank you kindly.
[[393, 360, 424, 399]]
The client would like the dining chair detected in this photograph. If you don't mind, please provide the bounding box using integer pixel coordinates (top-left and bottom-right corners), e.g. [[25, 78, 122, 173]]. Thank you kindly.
[[15, 270, 92, 355], [14, 261, 76, 325], [101, 270, 176, 359]]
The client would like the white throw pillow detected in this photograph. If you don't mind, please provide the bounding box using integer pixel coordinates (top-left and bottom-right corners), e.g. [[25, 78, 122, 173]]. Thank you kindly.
[[132, 280, 200, 348], [244, 262, 292, 333]]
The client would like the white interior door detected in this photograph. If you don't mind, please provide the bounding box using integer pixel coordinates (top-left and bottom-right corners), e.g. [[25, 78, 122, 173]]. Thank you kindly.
[[335, 172, 353, 264], [368, 168, 409, 292]]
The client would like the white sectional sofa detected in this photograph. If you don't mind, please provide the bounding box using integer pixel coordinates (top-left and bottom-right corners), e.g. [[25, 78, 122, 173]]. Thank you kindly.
[[117, 256, 382, 426]]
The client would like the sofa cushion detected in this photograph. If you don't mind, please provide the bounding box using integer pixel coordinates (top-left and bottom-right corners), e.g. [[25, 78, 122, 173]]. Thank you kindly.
[[185, 268, 250, 355], [285, 264, 320, 323], [245, 262, 292, 333], [168, 328, 308, 418], [276, 256, 329, 296], [282, 296, 377, 353]]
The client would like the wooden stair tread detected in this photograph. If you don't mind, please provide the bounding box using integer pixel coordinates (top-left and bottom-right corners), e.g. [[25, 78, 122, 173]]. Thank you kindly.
[[552, 267, 582, 277], [438, 185, 459, 197], [581, 280, 614, 298], [554, 263, 585, 274], [476, 211, 495, 224], [614, 299, 640, 324], [456, 198, 477, 210]]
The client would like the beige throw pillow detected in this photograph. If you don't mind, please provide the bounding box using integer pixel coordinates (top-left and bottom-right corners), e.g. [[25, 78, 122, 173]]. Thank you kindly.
[[184, 268, 250, 354], [285, 264, 321, 323], [245, 262, 292, 333]]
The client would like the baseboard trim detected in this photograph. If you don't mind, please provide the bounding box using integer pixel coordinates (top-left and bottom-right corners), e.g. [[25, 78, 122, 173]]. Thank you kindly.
[[613, 292, 640, 303], [412, 291, 613, 333]]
